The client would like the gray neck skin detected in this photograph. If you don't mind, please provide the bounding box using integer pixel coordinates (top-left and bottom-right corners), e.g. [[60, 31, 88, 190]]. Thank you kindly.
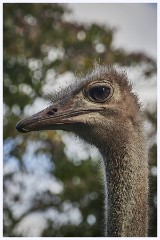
[[97, 125, 148, 237]]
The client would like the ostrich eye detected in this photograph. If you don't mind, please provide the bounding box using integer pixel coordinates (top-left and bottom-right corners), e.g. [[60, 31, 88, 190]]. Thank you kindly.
[[85, 83, 113, 103]]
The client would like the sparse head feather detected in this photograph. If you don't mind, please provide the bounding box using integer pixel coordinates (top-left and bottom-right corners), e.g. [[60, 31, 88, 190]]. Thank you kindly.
[[47, 64, 140, 109]]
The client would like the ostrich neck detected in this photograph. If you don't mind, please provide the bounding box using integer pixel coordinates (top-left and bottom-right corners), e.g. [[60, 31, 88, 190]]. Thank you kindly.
[[99, 125, 148, 237]]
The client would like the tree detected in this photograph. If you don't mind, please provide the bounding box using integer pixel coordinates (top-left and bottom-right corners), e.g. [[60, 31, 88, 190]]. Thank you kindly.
[[3, 3, 157, 236]]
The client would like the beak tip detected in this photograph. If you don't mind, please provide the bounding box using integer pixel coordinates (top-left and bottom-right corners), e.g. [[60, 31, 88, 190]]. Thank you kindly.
[[16, 121, 30, 133]]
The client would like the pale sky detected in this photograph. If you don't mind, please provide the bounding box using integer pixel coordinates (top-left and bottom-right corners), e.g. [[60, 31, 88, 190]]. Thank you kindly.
[[67, 3, 157, 60]]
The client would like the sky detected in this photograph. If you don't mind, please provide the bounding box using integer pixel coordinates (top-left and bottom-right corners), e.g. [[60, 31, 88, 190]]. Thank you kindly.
[[67, 3, 157, 60]]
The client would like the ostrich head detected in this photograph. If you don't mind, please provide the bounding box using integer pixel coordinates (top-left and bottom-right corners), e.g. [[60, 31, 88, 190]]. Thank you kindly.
[[16, 65, 140, 152]]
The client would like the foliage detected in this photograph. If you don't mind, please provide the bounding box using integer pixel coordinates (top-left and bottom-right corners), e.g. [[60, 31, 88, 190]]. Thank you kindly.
[[3, 3, 157, 237]]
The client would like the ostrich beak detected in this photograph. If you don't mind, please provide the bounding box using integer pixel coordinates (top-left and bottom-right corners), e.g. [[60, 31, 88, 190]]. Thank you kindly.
[[16, 102, 87, 133]]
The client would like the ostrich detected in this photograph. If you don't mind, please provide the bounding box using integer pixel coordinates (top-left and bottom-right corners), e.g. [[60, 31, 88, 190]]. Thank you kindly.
[[16, 64, 148, 237]]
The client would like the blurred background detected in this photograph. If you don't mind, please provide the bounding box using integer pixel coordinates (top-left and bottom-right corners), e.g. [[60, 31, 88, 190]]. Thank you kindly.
[[3, 3, 157, 237]]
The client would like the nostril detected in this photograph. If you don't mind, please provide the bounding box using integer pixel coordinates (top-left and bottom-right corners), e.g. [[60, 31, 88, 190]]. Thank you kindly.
[[47, 108, 58, 115]]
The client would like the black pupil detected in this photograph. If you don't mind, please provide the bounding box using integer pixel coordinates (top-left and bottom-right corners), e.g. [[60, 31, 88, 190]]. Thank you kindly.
[[89, 86, 110, 102]]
